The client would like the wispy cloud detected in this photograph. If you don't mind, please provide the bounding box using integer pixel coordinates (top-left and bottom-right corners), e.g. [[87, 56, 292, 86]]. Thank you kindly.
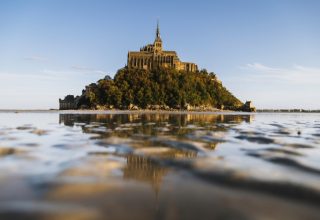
[[71, 65, 108, 75], [24, 55, 48, 62], [0, 71, 65, 81], [0, 67, 108, 83], [71, 65, 94, 71], [241, 63, 320, 84]]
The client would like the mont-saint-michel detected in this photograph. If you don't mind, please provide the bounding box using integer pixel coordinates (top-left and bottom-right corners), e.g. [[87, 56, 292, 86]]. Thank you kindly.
[[2, 1, 320, 220], [60, 23, 254, 112]]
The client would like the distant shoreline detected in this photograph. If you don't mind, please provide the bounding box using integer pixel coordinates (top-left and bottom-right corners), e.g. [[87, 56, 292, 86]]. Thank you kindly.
[[256, 109, 320, 113]]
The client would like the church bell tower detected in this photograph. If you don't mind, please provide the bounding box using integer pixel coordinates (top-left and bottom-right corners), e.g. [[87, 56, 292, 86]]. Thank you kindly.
[[154, 21, 162, 53]]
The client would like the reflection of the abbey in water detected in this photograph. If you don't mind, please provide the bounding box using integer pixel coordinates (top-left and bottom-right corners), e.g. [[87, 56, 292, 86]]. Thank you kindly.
[[59, 113, 253, 192], [124, 155, 167, 193]]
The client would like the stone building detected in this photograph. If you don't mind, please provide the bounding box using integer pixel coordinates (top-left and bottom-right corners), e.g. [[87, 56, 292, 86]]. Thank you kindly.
[[242, 101, 256, 112], [59, 95, 79, 110], [127, 22, 198, 72]]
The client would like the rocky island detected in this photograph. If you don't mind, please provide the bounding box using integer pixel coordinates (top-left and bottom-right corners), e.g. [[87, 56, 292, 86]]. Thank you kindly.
[[60, 23, 254, 112]]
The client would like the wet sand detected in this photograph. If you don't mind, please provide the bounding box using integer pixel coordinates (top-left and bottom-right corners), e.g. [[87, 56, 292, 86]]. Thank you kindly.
[[0, 112, 320, 219]]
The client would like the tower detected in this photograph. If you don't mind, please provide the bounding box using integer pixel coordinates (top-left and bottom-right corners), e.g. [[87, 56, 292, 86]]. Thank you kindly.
[[154, 21, 162, 53]]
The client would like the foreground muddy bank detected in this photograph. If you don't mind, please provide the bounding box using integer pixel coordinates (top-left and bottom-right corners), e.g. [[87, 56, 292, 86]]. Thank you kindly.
[[0, 112, 319, 219]]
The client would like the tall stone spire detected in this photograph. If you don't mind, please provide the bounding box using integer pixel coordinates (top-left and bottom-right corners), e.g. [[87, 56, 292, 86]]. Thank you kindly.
[[156, 20, 160, 38], [154, 20, 162, 52], [155, 20, 162, 42]]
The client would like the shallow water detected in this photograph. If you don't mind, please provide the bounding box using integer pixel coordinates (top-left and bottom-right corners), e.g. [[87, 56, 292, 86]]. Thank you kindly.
[[0, 111, 320, 219]]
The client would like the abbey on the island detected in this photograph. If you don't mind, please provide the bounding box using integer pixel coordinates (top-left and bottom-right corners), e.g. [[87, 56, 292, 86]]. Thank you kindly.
[[127, 22, 198, 72]]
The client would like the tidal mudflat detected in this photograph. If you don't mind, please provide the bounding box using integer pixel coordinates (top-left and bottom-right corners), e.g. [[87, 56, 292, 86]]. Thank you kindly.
[[0, 111, 320, 219]]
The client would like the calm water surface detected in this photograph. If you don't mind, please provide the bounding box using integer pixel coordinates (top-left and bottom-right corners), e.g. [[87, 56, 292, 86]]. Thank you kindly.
[[0, 111, 320, 219]]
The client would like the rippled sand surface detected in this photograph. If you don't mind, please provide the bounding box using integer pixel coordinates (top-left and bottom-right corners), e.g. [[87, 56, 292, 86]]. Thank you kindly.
[[0, 111, 320, 219]]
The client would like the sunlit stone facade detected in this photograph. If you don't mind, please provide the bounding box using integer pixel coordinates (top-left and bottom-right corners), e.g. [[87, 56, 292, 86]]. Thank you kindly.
[[127, 22, 198, 72]]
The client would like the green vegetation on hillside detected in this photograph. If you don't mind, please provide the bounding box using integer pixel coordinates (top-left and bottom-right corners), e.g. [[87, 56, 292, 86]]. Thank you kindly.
[[76, 67, 242, 110]]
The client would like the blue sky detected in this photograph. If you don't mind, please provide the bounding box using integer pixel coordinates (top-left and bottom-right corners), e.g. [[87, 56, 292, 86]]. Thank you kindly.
[[0, 0, 319, 109]]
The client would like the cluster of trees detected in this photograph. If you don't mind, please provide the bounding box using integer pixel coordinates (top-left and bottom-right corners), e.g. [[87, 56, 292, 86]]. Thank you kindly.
[[76, 67, 242, 109]]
